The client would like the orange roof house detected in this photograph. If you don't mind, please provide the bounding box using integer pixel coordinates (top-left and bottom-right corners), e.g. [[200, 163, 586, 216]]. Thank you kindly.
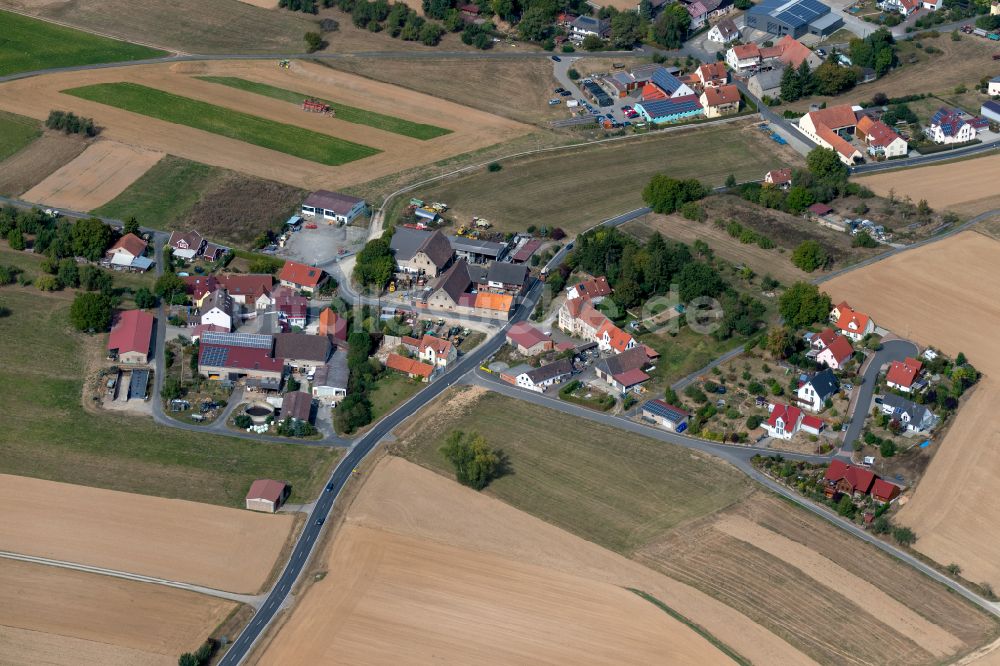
[[831, 301, 874, 341], [775, 35, 819, 69], [278, 260, 327, 292], [886, 357, 923, 391], [318, 308, 348, 341], [107, 233, 147, 259], [385, 353, 434, 380]]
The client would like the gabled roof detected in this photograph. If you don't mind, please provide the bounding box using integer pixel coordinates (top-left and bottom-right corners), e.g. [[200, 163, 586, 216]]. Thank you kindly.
[[808, 104, 858, 131], [273, 287, 308, 318], [415, 230, 454, 269], [835, 304, 870, 334], [800, 414, 824, 430], [386, 353, 434, 378], [713, 17, 740, 39], [198, 344, 284, 374], [809, 202, 833, 216], [281, 391, 312, 421], [871, 478, 900, 502], [652, 68, 690, 96], [806, 369, 839, 399], [685, 0, 708, 16], [506, 322, 550, 350], [614, 367, 650, 387], [766, 168, 793, 185], [433, 258, 473, 303], [750, 67, 785, 90], [168, 230, 203, 251], [570, 276, 612, 300], [319, 308, 347, 340], [697, 61, 729, 83], [303, 190, 364, 215], [886, 357, 922, 388], [278, 261, 325, 288], [184, 275, 220, 301], [417, 333, 453, 356], [201, 288, 233, 317], [246, 479, 286, 503], [312, 353, 349, 390], [595, 346, 649, 376], [107, 309, 154, 354], [220, 274, 272, 301], [702, 84, 740, 107], [859, 118, 904, 147], [107, 233, 147, 258], [274, 332, 332, 363], [823, 459, 876, 494], [731, 43, 760, 60], [824, 335, 854, 364], [487, 262, 528, 287], [775, 35, 815, 69], [638, 95, 703, 119], [813, 327, 838, 348], [598, 320, 634, 353], [642, 399, 687, 423], [525, 358, 573, 384], [816, 124, 861, 160], [767, 402, 802, 428], [390, 227, 432, 261]]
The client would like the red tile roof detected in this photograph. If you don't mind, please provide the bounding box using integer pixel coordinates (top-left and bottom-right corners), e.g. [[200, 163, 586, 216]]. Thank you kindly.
[[824, 459, 876, 495], [731, 43, 760, 60], [767, 403, 802, 429], [702, 84, 740, 107], [107, 309, 154, 355], [886, 357, 922, 388], [813, 327, 838, 348], [808, 203, 833, 216], [571, 276, 613, 300], [220, 274, 273, 301], [418, 334, 453, 356], [506, 322, 551, 351], [872, 478, 900, 503], [824, 335, 854, 364], [278, 260, 325, 288], [800, 414, 824, 430], [808, 105, 858, 131], [246, 479, 287, 503], [861, 119, 904, 148], [318, 308, 347, 340], [273, 287, 308, 319], [641, 83, 667, 101], [697, 62, 728, 83], [816, 124, 860, 160], [776, 35, 814, 69], [599, 321, 634, 353], [386, 353, 434, 378], [835, 304, 871, 336], [108, 233, 147, 258], [199, 344, 284, 374], [184, 275, 220, 301], [614, 367, 650, 387], [766, 168, 792, 185]]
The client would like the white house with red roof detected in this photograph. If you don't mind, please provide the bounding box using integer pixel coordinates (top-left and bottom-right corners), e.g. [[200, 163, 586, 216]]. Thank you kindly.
[[799, 414, 825, 435], [764, 403, 803, 440], [886, 357, 923, 393], [402, 333, 457, 368], [817, 334, 854, 370], [105, 233, 150, 271], [856, 116, 908, 158], [598, 320, 637, 353], [809, 327, 838, 352], [764, 168, 792, 189], [278, 261, 327, 294], [566, 276, 612, 303], [830, 301, 874, 342], [879, 0, 920, 16]]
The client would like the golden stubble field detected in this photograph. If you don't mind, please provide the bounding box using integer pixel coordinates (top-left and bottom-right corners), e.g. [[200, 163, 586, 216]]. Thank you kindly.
[[854, 154, 1000, 217], [0, 59, 530, 192], [255, 456, 817, 666], [825, 230, 1000, 589], [0, 558, 234, 666], [0, 474, 295, 594]]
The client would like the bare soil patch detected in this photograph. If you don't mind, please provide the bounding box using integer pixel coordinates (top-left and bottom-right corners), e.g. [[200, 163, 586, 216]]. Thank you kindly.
[[0, 559, 234, 664], [855, 154, 1000, 216], [258, 455, 818, 666], [237, 0, 276, 7], [0, 130, 88, 197], [0, 60, 530, 192], [21, 139, 163, 210], [0, 474, 295, 593], [824, 231, 1000, 590]]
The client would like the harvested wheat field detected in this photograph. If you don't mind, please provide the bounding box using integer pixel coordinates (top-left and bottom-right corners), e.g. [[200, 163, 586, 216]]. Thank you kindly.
[[637, 492, 997, 666], [0, 60, 529, 191], [0, 131, 88, 197], [0, 559, 234, 666], [854, 154, 1000, 216], [257, 456, 817, 666], [21, 139, 163, 210], [825, 231, 1000, 590], [0, 474, 294, 593]]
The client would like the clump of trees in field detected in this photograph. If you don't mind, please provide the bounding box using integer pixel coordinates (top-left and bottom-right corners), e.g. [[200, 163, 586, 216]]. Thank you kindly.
[[440, 429, 504, 490], [45, 110, 97, 136]]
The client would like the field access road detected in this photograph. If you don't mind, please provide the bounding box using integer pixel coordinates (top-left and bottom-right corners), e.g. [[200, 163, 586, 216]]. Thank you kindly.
[[0, 550, 263, 607], [215, 279, 544, 666], [841, 339, 918, 452], [469, 367, 1000, 619]]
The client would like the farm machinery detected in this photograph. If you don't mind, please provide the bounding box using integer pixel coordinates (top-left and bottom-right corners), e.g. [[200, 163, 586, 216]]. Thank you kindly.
[[302, 98, 335, 116], [279, 60, 290, 69]]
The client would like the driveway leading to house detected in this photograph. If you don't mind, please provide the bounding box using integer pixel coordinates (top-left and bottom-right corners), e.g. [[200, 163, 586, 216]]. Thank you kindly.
[[841, 338, 918, 452]]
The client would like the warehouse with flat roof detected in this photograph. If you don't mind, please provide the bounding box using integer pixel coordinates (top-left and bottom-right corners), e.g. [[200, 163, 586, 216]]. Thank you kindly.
[[745, 0, 843, 37]]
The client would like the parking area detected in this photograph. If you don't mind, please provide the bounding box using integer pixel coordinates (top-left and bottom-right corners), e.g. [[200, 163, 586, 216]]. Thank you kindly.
[[550, 57, 646, 130], [274, 221, 368, 266]]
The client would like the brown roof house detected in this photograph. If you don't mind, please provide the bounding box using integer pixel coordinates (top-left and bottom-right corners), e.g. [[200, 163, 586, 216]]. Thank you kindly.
[[280, 390, 314, 424], [394, 229, 455, 278]]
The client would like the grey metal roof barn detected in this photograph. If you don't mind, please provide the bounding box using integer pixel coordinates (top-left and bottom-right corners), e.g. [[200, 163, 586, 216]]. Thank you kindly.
[[303, 190, 364, 216], [745, 0, 840, 37]]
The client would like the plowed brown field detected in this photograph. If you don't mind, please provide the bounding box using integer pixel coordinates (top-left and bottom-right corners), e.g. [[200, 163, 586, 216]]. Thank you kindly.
[[0, 474, 294, 593], [257, 457, 817, 666], [0, 131, 87, 197], [0, 60, 529, 191], [825, 231, 1000, 590], [21, 140, 163, 210], [0, 559, 233, 666]]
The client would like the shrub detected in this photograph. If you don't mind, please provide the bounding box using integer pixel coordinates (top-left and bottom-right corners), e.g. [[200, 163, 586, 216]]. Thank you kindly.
[[892, 525, 916, 546], [791, 240, 829, 272], [745, 414, 762, 429], [487, 162, 502, 172], [234, 414, 253, 429], [567, 68, 581, 80], [440, 430, 502, 490], [684, 385, 708, 403]]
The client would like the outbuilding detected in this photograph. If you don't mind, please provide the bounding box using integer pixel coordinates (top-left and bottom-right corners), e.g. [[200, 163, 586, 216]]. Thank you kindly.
[[641, 399, 689, 432], [107, 309, 155, 364], [245, 479, 290, 513], [301, 190, 367, 225]]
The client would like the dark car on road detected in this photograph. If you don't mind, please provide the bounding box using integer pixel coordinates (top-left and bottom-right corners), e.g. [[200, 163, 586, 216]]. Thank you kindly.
[[316, 516, 325, 525], [551, 55, 561, 62]]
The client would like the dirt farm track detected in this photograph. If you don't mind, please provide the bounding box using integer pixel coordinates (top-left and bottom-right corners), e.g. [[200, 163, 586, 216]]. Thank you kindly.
[[0, 474, 295, 594], [826, 230, 1000, 590], [0, 60, 529, 193]]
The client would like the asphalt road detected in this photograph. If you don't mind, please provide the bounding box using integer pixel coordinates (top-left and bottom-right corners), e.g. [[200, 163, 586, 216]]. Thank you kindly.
[[841, 339, 918, 451], [215, 279, 542, 665]]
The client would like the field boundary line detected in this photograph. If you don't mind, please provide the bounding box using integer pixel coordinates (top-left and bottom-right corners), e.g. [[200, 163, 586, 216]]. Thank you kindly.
[[0, 550, 263, 606], [0, 6, 182, 55]]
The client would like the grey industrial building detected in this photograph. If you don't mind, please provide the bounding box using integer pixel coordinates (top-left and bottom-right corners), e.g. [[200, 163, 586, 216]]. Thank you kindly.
[[745, 0, 843, 37]]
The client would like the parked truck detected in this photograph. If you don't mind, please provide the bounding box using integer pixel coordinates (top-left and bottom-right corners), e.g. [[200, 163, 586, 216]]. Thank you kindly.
[[974, 27, 988, 37]]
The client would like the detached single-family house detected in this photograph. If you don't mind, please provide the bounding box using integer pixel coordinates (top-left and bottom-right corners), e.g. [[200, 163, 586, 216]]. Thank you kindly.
[[106, 233, 151, 271], [218, 274, 273, 310], [885, 357, 923, 393], [167, 230, 205, 261], [200, 288, 234, 332], [856, 115, 908, 158], [642, 399, 689, 432], [273, 287, 309, 329], [707, 17, 740, 42], [878, 0, 920, 16], [880, 393, 937, 432], [385, 353, 435, 381], [764, 403, 803, 440], [726, 43, 762, 71], [817, 334, 854, 370], [107, 309, 154, 364], [594, 346, 651, 393], [685, 0, 709, 28], [925, 108, 980, 144], [514, 358, 574, 392], [300, 190, 367, 225], [404, 333, 456, 368], [311, 354, 349, 405], [700, 84, 741, 118], [278, 261, 327, 294], [871, 478, 901, 504], [506, 322, 554, 355], [570, 15, 610, 40], [797, 369, 839, 412], [764, 168, 793, 188], [566, 276, 612, 302], [830, 301, 874, 341], [822, 459, 875, 499], [695, 62, 730, 88], [809, 327, 838, 352]]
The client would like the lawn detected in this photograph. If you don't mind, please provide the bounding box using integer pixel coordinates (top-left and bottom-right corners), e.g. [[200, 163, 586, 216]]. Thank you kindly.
[[0, 110, 41, 161], [0, 10, 164, 77], [196, 77, 452, 141], [0, 286, 337, 507], [64, 83, 381, 166], [639, 326, 741, 389], [395, 388, 753, 555], [409, 120, 803, 236], [369, 371, 423, 422]]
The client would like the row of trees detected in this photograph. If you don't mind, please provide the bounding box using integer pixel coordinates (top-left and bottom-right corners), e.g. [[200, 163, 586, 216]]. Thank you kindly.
[[0, 209, 116, 264], [45, 110, 98, 137], [334, 328, 380, 433]]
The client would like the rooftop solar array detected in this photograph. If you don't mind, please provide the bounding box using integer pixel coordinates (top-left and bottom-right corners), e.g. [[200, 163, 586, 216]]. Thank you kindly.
[[200, 345, 231, 367], [129, 369, 150, 400], [651, 68, 685, 95], [774, 0, 829, 28], [642, 400, 687, 422], [637, 97, 703, 119], [201, 331, 273, 349]]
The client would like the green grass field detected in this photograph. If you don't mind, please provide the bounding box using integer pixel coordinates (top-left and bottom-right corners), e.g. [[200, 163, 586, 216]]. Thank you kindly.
[[370, 372, 423, 421], [196, 76, 452, 141], [92, 155, 219, 225], [0, 110, 42, 162], [64, 82, 381, 166], [0, 283, 337, 507], [409, 120, 802, 235], [0, 10, 164, 77], [396, 389, 753, 554]]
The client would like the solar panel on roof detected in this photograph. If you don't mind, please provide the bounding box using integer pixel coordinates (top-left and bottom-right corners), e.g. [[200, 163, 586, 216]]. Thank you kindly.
[[200, 346, 230, 367], [201, 331, 272, 349], [639, 97, 703, 118]]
